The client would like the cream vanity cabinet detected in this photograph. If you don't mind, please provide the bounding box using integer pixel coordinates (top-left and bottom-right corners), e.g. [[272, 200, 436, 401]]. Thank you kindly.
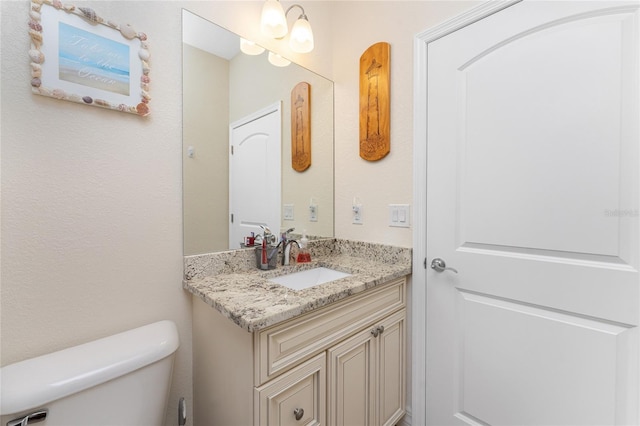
[[327, 308, 406, 426], [192, 277, 407, 426]]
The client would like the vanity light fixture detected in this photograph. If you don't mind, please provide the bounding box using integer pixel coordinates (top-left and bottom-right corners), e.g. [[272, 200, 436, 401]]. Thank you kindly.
[[286, 5, 314, 53], [240, 38, 265, 55], [260, 1, 314, 54], [268, 51, 291, 67], [260, 0, 288, 39]]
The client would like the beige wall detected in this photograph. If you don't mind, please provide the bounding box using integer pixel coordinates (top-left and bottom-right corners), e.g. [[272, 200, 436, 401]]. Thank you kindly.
[[0, 1, 193, 425], [1, 1, 478, 425], [330, 1, 479, 247], [183, 44, 230, 255], [183, 41, 334, 253]]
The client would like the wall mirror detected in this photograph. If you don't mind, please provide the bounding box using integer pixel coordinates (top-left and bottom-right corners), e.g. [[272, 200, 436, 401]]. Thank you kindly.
[[182, 9, 335, 256]]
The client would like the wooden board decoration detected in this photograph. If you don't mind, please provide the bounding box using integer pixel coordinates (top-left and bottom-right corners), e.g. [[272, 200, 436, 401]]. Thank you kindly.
[[291, 82, 311, 172], [359, 42, 390, 161]]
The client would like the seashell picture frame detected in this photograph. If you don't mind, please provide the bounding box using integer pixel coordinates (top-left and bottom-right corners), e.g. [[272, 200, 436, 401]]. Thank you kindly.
[[28, 0, 151, 116]]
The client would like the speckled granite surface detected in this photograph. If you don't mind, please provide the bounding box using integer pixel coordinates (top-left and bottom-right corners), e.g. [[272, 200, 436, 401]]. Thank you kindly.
[[183, 239, 412, 332]]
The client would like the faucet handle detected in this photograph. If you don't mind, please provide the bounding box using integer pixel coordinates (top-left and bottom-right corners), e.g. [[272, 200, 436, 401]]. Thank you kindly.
[[280, 228, 295, 245], [259, 225, 272, 235], [260, 225, 276, 244]]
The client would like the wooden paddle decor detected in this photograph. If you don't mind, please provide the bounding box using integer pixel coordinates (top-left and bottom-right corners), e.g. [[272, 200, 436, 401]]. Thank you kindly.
[[359, 42, 390, 161], [291, 82, 311, 172]]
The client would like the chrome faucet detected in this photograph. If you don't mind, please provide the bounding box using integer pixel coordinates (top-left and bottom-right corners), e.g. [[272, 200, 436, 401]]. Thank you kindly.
[[280, 228, 298, 266], [283, 240, 300, 266], [259, 225, 277, 246], [256, 226, 279, 270]]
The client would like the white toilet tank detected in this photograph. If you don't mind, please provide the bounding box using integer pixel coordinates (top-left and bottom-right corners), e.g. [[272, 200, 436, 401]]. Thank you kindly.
[[0, 320, 179, 426]]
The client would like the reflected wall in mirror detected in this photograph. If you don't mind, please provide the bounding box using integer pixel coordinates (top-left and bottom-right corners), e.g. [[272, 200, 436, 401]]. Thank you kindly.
[[182, 9, 335, 256]]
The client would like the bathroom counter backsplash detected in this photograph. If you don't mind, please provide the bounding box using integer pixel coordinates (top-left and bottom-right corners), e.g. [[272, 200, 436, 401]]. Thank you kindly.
[[183, 239, 412, 332]]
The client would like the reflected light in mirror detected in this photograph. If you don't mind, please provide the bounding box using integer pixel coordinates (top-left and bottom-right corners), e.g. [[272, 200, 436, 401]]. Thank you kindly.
[[240, 38, 265, 55], [268, 51, 291, 67]]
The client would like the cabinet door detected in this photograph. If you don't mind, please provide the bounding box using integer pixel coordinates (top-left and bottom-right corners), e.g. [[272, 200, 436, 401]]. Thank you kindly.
[[327, 309, 406, 426], [255, 353, 326, 426], [378, 310, 406, 426], [328, 325, 377, 426]]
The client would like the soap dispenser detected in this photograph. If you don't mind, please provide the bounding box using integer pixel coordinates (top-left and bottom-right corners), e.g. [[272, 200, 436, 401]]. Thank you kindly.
[[296, 230, 311, 263]]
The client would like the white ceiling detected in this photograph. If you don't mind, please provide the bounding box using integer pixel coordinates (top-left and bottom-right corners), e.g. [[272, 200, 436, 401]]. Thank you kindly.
[[182, 10, 240, 60]]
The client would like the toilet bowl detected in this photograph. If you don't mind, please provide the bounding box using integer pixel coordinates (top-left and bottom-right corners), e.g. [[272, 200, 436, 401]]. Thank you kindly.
[[0, 320, 179, 426]]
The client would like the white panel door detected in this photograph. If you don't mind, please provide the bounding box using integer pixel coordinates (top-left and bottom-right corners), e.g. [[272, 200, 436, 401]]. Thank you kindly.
[[425, 1, 639, 424], [229, 103, 281, 249]]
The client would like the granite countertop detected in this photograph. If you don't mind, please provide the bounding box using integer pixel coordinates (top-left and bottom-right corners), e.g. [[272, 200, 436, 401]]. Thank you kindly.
[[183, 239, 412, 332]]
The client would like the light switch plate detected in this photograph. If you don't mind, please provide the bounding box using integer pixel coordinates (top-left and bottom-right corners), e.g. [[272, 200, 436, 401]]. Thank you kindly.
[[284, 204, 294, 221], [389, 204, 410, 227], [309, 204, 318, 222]]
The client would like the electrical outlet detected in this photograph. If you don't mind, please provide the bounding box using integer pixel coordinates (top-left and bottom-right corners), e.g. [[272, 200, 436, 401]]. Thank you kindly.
[[309, 204, 318, 222], [352, 204, 363, 225]]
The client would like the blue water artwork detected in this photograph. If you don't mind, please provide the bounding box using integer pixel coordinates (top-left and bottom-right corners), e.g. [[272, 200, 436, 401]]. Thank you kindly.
[[58, 22, 130, 95]]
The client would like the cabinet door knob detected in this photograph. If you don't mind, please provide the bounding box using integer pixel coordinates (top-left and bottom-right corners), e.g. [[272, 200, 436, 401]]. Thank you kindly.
[[293, 408, 304, 421], [371, 325, 385, 337]]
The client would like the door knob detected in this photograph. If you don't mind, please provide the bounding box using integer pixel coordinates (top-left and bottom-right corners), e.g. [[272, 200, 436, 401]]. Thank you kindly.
[[293, 408, 304, 421], [7, 410, 48, 426], [430, 258, 458, 273]]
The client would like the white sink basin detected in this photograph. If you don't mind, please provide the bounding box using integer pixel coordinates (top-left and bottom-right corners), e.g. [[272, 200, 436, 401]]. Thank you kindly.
[[269, 267, 351, 291]]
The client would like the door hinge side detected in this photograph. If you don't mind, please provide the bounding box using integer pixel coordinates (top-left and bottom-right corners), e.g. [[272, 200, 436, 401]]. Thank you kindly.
[[230, 145, 234, 155], [230, 213, 234, 223], [424, 258, 427, 269]]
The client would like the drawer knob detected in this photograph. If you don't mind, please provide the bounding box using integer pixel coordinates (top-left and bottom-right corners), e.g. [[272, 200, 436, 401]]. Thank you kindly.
[[293, 408, 304, 421], [371, 325, 385, 337]]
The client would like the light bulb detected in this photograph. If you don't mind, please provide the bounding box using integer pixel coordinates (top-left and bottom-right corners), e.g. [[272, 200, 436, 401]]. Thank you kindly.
[[260, 0, 288, 39], [289, 17, 314, 53]]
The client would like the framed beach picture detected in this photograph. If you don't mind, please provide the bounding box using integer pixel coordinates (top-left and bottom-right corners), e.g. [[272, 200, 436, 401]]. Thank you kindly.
[[28, 0, 151, 116]]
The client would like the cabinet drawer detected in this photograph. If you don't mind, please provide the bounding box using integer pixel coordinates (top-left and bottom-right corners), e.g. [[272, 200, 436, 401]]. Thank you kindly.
[[254, 352, 326, 426], [255, 278, 405, 385]]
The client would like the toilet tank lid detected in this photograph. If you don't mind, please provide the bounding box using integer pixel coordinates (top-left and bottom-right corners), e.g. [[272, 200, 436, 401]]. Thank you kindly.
[[0, 320, 179, 416]]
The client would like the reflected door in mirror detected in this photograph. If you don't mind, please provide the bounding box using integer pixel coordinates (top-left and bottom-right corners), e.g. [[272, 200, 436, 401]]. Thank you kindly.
[[229, 103, 282, 249]]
